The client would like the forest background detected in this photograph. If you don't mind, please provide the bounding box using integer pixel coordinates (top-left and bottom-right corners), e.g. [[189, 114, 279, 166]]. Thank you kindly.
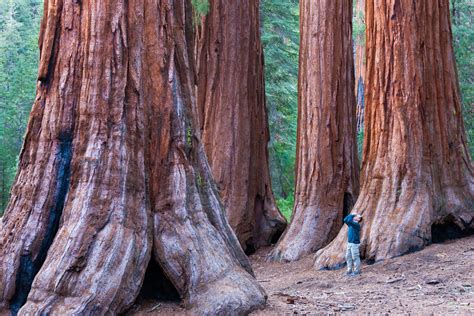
[[0, 0, 472, 218]]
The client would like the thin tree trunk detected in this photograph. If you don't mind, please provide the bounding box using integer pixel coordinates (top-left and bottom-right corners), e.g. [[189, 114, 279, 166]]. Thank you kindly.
[[0, 161, 5, 212], [0, 0, 266, 314], [269, 0, 360, 262], [315, 0, 474, 269], [354, 0, 365, 133], [195, 0, 287, 252]]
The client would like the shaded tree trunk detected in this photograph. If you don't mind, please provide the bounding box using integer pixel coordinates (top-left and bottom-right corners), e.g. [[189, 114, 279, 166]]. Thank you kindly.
[[315, 0, 474, 269], [269, 0, 360, 262], [354, 0, 365, 133], [195, 0, 287, 252], [0, 0, 266, 314], [0, 161, 5, 212]]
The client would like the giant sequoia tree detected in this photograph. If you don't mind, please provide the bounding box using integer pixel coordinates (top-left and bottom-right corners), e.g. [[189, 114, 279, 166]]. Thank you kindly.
[[315, 0, 474, 269], [195, 0, 287, 252], [269, 0, 360, 262], [0, 0, 266, 314]]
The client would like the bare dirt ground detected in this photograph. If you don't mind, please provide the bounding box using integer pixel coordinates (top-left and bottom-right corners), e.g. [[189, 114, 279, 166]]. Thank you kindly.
[[130, 236, 474, 315]]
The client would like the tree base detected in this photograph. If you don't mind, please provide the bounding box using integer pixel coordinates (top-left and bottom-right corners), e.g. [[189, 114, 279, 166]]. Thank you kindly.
[[315, 185, 474, 270], [188, 268, 267, 315]]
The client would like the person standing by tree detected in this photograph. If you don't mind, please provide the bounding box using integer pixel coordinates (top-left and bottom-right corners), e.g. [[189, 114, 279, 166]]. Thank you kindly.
[[344, 214, 363, 276]]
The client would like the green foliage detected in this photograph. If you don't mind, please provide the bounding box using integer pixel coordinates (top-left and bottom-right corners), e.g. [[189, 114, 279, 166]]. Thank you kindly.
[[0, 0, 42, 215], [352, 4, 365, 45], [450, 0, 474, 157], [261, 0, 299, 207], [357, 130, 364, 160], [191, 0, 209, 24], [191, 0, 209, 15], [276, 195, 294, 221]]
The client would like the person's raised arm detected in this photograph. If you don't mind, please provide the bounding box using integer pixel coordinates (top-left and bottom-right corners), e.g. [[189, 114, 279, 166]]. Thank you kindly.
[[344, 214, 356, 226]]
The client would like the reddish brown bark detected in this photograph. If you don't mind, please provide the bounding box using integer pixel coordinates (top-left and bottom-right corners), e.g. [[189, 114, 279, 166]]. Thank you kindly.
[[354, 0, 366, 132], [195, 0, 287, 252], [0, 0, 266, 314], [269, 0, 360, 262], [315, 0, 474, 269]]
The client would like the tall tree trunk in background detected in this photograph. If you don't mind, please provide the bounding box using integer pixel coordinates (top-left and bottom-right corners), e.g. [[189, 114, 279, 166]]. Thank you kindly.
[[195, 0, 287, 252], [269, 0, 359, 262], [0, 0, 266, 315], [315, 0, 474, 269], [354, 0, 365, 132], [0, 161, 5, 212]]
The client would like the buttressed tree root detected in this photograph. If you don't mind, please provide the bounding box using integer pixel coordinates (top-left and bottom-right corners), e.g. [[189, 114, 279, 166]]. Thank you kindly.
[[269, 0, 359, 262], [0, 0, 266, 314], [315, 0, 473, 270]]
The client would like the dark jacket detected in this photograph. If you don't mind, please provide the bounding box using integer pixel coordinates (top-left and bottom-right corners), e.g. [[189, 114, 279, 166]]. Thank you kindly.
[[344, 214, 360, 244]]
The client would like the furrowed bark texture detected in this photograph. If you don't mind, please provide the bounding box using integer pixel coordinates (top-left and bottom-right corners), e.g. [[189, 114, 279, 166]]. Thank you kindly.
[[0, 0, 266, 314], [195, 0, 287, 252], [315, 0, 474, 270], [269, 0, 359, 262], [354, 0, 366, 132]]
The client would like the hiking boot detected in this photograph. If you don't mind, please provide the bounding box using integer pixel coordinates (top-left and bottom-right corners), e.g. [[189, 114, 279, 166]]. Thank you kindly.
[[351, 271, 361, 276], [345, 271, 352, 276]]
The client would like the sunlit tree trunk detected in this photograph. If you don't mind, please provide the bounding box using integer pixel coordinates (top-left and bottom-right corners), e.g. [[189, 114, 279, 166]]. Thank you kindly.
[[269, 0, 360, 262], [0, 0, 266, 314], [315, 0, 474, 269], [195, 0, 287, 252]]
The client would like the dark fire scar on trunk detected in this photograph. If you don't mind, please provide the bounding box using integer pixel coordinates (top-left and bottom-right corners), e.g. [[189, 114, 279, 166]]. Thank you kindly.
[[10, 133, 73, 315]]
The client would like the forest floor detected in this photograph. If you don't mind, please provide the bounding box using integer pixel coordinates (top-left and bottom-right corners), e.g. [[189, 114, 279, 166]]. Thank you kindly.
[[131, 235, 474, 315]]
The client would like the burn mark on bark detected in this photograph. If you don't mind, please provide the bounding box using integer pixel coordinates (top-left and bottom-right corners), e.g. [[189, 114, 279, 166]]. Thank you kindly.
[[342, 193, 354, 220], [10, 132, 73, 314]]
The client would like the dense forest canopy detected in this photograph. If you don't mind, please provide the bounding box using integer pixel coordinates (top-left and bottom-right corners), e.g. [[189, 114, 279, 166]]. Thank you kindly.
[[0, 0, 472, 217]]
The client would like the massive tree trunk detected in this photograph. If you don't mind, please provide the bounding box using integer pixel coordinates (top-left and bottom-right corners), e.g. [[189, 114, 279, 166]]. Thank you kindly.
[[354, 0, 365, 132], [315, 0, 474, 269], [195, 0, 287, 252], [0, 0, 266, 315], [269, 0, 360, 262]]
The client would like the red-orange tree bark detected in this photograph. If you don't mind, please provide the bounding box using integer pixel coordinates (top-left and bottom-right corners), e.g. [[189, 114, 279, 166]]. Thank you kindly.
[[315, 0, 474, 269], [0, 0, 266, 314], [269, 0, 360, 262], [195, 0, 287, 252]]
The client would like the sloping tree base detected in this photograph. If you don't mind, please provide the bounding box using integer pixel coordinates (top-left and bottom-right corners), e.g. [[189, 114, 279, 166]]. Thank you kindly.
[[315, 0, 473, 270], [0, 0, 266, 314], [315, 184, 473, 269]]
